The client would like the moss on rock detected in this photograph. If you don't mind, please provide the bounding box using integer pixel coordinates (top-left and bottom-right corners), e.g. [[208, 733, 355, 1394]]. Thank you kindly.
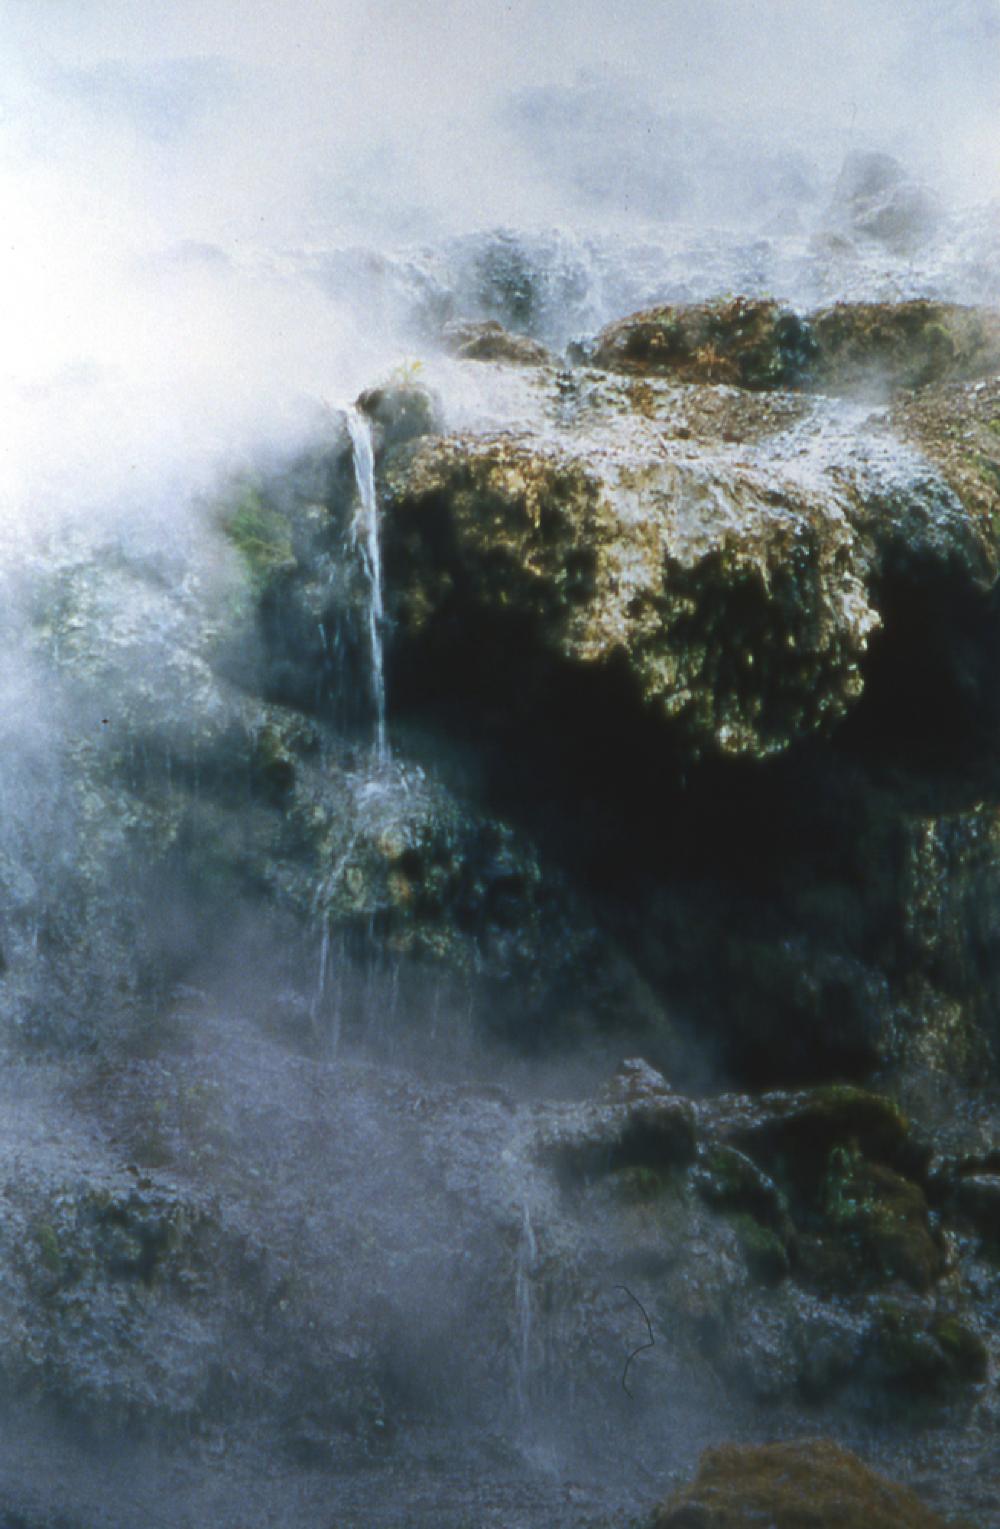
[[867, 1301, 984, 1396], [729, 1212, 790, 1285], [652, 1438, 949, 1528], [590, 297, 1000, 398], [592, 297, 817, 390], [382, 430, 877, 761]]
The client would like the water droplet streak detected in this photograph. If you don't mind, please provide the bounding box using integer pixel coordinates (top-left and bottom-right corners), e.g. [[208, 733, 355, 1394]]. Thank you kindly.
[[347, 407, 389, 766]]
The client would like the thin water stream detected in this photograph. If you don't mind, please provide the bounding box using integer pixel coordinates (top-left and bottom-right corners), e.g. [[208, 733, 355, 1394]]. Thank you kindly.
[[348, 406, 389, 766]]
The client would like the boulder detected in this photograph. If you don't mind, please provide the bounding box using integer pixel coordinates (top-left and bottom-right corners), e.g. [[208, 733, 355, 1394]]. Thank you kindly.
[[591, 297, 816, 390], [440, 318, 553, 367], [356, 381, 442, 454], [822, 150, 943, 255], [652, 1438, 949, 1528], [809, 301, 1000, 396], [382, 428, 877, 761], [590, 297, 1000, 397]]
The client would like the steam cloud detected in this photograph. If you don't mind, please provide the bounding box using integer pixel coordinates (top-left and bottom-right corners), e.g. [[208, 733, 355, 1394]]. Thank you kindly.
[[2, 0, 998, 533]]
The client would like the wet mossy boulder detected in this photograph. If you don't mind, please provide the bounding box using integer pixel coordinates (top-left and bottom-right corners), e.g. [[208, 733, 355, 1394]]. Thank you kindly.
[[591, 296, 817, 390], [704, 1088, 940, 1296], [797, 1149, 941, 1294], [382, 428, 878, 761], [867, 1301, 988, 1396], [710, 1086, 916, 1178], [590, 297, 1000, 398], [652, 1438, 950, 1528]]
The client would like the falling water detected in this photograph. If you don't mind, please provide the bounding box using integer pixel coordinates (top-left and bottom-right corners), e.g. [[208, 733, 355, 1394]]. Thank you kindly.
[[514, 1199, 538, 1421], [347, 407, 389, 766]]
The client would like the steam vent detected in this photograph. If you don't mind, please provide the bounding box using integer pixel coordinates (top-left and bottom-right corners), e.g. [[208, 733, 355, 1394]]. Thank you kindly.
[[4, 5, 1000, 1527]]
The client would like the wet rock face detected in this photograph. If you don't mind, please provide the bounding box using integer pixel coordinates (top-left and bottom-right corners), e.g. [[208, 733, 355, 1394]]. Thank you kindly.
[[531, 1067, 991, 1420], [382, 428, 878, 762], [7, 286, 1000, 1522], [591, 297, 817, 391], [21, 324, 1000, 1087], [652, 1438, 949, 1528], [371, 351, 1000, 1085]]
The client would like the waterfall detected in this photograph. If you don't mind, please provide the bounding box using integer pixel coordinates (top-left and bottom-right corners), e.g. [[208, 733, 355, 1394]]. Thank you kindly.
[[347, 407, 389, 766], [514, 1199, 537, 1420]]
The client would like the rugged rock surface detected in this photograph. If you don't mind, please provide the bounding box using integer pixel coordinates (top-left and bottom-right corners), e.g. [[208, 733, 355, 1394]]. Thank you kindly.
[[1, 411, 666, 1062], [590, 297, 817, 390], [366, 348, 1000, 1091], [5, 283, 1000, 1525], [381, 375, 881, 763], [590, 298, 1000, 397]]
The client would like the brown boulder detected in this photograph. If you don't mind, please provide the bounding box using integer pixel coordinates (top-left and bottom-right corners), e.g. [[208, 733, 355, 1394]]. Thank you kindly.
[[441, 318, 553, 367], [590, 297, 1000, 398], [652, 1438, 949, 1528], [591, 297, 815, 391]]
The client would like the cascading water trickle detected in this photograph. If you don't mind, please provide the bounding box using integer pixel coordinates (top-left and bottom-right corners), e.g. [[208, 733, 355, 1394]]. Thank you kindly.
[[347, 406, 389, 766], [514, 1199, 538, 1421]]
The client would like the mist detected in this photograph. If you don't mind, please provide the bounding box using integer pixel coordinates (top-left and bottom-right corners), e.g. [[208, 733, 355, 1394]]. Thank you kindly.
[[2, 0, 998, 528]]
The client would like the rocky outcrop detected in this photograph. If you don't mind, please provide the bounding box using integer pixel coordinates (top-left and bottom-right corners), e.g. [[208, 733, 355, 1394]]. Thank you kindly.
[[369, 352, 1000, 1088], [381, 399, 879, 763], [590, 297, 1000, 397], [810, 301, 1000, 395], [530, 1060, 995, 1416], [652, 1438, 950, 1528], [4, 417, 667, 1061], [381, 356, 999, 765]]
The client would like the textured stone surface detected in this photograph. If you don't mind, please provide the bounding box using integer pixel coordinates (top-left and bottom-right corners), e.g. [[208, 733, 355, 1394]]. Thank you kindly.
[[383, 417, 877, 761], [590, 297, 1000, 397]]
